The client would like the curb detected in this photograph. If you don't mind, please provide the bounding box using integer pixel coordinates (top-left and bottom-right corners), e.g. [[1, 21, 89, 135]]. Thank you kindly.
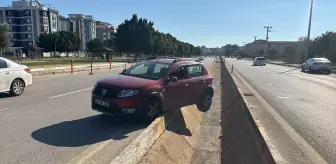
[[110, 62, 217, 164]]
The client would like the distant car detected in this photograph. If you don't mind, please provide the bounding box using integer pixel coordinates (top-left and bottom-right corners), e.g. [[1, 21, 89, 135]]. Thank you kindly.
[[301, 58, 333, 74], [237, 56, 242, 60], [0, 57, 32, 96], [91, 57, 214, 123], [253, 57, 266, 66]]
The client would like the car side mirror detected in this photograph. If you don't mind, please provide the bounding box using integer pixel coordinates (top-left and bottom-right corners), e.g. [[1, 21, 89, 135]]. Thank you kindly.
[[165, 76, 178, 84]]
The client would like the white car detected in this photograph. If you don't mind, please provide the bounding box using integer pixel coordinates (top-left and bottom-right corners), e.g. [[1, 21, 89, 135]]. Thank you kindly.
[[0, 57, 32, 96], [301, 58, 333, 74], [253, 57, 266, 66]]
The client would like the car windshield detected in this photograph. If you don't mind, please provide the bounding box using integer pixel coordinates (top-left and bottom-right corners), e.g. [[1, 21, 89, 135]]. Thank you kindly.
[[313, 58, 330, 62], [121, 61, 171, 80]]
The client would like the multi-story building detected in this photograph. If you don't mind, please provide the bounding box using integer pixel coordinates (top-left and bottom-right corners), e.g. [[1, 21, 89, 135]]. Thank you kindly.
[[68, 14, 96, 50], [96, 21, 115, 41], [0, 0, 58, 52], [245, 39, 297, 57], [57, 15, 70, 32]]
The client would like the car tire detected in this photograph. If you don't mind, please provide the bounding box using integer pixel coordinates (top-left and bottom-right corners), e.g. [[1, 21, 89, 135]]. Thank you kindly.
[[309, 66, 313, 73], [139, 98, 162, 124], [197, 91, 213, 112], [9, 79, 25, 96], [301, 66, 305, 72]]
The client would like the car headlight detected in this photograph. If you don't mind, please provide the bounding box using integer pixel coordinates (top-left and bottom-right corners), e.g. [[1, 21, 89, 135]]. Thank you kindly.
[[118, 90, 139, 97]]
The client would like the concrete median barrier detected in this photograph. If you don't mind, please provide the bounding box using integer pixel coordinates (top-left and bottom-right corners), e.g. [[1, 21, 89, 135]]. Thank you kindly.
[[109, 61, 275, 164], [220, 60, 275, 164]]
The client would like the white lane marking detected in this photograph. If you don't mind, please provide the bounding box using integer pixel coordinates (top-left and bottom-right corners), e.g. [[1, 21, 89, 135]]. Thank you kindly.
[[268, 84, 272, 86], [0, 108, 9, 112], [49, 87, 93, 99], [278, 96, 292, 99]]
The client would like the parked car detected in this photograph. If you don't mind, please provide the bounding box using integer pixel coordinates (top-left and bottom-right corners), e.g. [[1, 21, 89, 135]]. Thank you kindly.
[[253, 57, 266, 66], [301, 58, 333, 74], [91, 57, 214, 123], [237, 56, 242, 60], [0, 57, 32, 96]]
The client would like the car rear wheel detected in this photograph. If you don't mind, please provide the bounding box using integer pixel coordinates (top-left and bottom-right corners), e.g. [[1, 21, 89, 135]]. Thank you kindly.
[[139, 98, 162, 124], [197, 91, 213, 112], [9, 79, 25, 96]]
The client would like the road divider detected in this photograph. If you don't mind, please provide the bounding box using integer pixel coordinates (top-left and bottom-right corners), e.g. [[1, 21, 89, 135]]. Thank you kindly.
[[30, 63, 127, 76], [220, 60, 276, 164]]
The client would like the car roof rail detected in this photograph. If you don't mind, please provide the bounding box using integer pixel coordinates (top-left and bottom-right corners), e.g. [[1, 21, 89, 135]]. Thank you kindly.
[[173, 58, 194, 63]]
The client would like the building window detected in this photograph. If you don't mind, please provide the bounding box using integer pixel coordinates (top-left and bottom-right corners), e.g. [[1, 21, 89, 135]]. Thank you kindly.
[[25, 10, 30, 15], [28, 42, 33, 45], [27, 19, 31, 23], [8, 19, 12, 23], [27, 26, 31, 31], [8, 11, 13, 16], [11, 42, 14, 46], [28, 34, 32, 39]]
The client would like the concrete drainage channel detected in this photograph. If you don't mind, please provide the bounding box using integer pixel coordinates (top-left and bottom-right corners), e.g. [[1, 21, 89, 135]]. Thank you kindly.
[[108, 60, 276, 164]]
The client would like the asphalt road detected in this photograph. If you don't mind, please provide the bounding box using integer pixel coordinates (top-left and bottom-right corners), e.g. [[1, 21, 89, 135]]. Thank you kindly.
[[226, 58, 336, 163], [0, 58, 214, 164]]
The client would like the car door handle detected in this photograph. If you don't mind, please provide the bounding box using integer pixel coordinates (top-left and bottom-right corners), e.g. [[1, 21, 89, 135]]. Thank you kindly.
[[185, 84, 188, 87]]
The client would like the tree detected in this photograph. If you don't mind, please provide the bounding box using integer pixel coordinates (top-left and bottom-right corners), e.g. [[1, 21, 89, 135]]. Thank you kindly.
[[310, 31, 336, 63], [0, 24, 10, 55], [37, 31, 79, 55], [115, 14, 200, 58], [268, 49, 277, 59]]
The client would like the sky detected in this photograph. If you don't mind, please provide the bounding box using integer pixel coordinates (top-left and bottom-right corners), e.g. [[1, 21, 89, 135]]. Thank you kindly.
[[1, 0, 336, 47]]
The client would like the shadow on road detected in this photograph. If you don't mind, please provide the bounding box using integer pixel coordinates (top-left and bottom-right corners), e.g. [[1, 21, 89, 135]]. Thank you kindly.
[[0, 93, 12, 99], [31, 114, 146, 147], [164, 108, 192, 136]]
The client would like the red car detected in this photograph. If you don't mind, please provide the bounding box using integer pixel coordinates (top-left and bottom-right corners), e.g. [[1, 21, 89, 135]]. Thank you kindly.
[[91, 57, 214, 123]]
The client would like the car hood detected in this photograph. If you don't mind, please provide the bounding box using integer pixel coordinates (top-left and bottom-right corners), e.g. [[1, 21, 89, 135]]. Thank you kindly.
[[97, 74, 155, 89]]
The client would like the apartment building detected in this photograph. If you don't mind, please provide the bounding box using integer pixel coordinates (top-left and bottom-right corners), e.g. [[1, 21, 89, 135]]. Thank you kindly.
[[245, 39, 297, 57], [68, 14, 96, 50], [96, 21, 115, 41], [0, 0, 58, 52]]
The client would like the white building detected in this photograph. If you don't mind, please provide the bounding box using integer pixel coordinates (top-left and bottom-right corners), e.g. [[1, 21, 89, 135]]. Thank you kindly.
[[68, 14, 96, 50], [0, 0, 58, 53], [245, 40, 297, 57]]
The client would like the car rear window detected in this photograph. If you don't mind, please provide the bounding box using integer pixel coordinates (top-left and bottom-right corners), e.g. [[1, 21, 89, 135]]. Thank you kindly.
[[256, 57, 265, 60]]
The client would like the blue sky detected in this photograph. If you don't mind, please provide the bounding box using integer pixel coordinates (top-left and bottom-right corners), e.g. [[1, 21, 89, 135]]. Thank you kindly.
[[1, 0, 336, 47]]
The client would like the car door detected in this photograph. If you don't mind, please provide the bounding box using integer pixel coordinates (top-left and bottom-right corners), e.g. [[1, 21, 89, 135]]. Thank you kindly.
[[0, 59, 12, 92], [186, 64, 207, 104], [163, 65, 189, 110]]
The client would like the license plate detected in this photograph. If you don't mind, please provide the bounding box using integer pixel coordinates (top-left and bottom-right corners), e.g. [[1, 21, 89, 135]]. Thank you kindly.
[[95, 99, 109, 108]]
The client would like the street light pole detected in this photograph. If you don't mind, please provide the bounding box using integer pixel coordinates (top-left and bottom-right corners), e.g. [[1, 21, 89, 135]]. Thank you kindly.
[[305, 0, 314, 61]]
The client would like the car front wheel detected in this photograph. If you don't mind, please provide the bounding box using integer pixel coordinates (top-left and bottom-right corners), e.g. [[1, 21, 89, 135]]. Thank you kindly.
[[139, 98, 162, 124], [9, 79, 25, 96], [197, 91, 213, 112]]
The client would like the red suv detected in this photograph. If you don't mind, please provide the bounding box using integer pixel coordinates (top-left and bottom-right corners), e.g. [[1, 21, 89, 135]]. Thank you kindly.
[[91, 57, 214, 123]]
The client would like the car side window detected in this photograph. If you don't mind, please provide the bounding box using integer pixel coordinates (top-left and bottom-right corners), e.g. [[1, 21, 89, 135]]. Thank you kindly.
[[169, 66, 186, 80], [187, 65, 203, 78], [0, 59, 8, 69]]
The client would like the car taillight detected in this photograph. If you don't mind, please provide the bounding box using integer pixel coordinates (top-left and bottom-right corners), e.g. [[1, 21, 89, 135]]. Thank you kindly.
[[24, 68, 30, 73]]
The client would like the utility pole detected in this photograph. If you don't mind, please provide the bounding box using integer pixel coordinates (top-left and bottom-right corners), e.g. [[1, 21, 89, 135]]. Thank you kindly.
[[305, 0, 314, 61], [264, 26, 272, 58], [253, 36, 258, 41]]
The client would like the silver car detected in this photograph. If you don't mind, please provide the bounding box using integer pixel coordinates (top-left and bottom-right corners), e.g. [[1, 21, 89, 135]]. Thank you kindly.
[[301, 58, 333, 73], [253, 57, 266, 66]]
